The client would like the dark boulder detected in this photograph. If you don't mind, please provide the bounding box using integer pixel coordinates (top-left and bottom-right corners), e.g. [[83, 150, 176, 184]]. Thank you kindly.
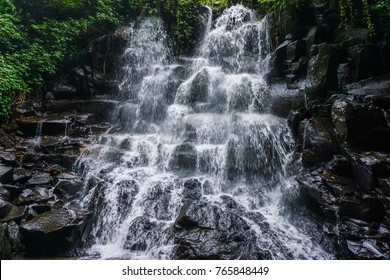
[[339, 196, 385, 223], [173, 200, 266, 259], [0, 165, 13, 184], [54, 173, 82, 196], [12, 168, 31, 184], [169, 143, 197, 171], [0, 198, 13, 219], [331, 98, 390, 151], [51, 82, 78, 100], [0, 223, 12, 259], [305, 43, 344, 97], [26, 172, 51, 186], [20, 208, 91, 255], [299, 118, 340, 166], [15, 187, 54, 206], [0, 151, 18, 167], [1, 206, 27, 223], [347, 44, 385, 81]]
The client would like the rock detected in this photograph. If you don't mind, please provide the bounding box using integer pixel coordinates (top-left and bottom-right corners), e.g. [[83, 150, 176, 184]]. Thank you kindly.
[[299, 118, 340, 166], [377, 178, 390, 196], [177, 68, 209, 106], [50, 164, 63, 176], [0, 198, 12, 219], [305, 27, 329, 55], [0, 164, 13, 184], [26, 172, 51, 186], [1, 206, 27, 223], [270, 84, 305, 118], [331, 98, 390, 151], [7, 221, 22, 252], [296, 172, 337, 208], [173, 200, 266, 259], [326, 155, 353, 177], [0, 223, 12, 259], [287, 108, 312, 137], [15, 187, 53, 206], [54, 173, 82, 196], [305, 43, 344, 97], [47, 100, 117, 122], [346, 239, 388, 259], [51, 82, 78, 100], [0, 151, 18, 167], [339, 196, 385, 223], [12, 168, 31, 184], [73, 67, 91, 99], [182, 178, 202, 201], [0, 184, 10, 200], [312, 104, 332, 118], [348, 44, 385, 80], [2, 184, 25, 199], [343, 75, 390, 97], [286, 40, 306, 63], [334, 27, 369, 46], [169, 143, 197, 171], [20, 208, 91, 255], [338, 62, 354, 87]]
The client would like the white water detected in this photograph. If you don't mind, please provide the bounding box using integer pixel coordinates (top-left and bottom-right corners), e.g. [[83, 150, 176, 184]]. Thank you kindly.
[[77, 5, 332, 260]]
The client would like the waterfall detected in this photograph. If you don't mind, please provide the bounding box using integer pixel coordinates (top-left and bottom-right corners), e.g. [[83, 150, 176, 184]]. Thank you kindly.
[[76, 5, 332, 260]]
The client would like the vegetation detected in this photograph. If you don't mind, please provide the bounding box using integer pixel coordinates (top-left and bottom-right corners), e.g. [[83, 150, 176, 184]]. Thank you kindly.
[[1, 0, 389, 120]]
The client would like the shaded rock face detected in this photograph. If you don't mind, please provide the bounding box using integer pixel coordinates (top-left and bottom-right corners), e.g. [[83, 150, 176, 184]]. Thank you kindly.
[[268, 7, 390, 257]]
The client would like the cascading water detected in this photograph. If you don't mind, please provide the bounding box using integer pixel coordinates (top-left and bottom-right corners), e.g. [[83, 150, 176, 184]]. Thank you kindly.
[[76, 5, 333, 260]]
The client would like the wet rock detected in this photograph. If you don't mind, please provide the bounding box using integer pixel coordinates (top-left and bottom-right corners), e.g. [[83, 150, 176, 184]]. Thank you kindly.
[[306, 27, 329, 52], [378, 178, 390, 196], [300, 118, 340, 166], [182, 178, 202, 201], [174, 200, 265, 259], [15, 187, 53, 206], [20, 208, 91, 255], [343, 75, 390, 97], [54, 173, 82, 196], [343, 149, 390, 191], [50, 164, 63, 176], [0, 198, 12, 219], [0, 164, 13, 184], [338, 62, 354, 87], [2, 184, 24, 200], [334, 26, 368, 46], [26, 172, 51, 186], [0, 184, 10, 200], [312, 104, 332, 118], [326, 155, 353, 177], [46, 100, 117, 122], [170, 143, 197, 171], [286, 40, 306, 63], [7, 221, 22, 252], [1, 206, 27, 223], [0, 151, 18, 167], [178, 68, 209, 106], [0, 223, 12, 259], [296, 172, 337, 207], [339, 196, 385, 223], [73, 67, 91, 99], [270, 85, 305, 118], [331, 99, 390, 151], [287, 108, 312, 137], [348, 44, 385, 80], [305, 43, 344, 97], [52, 82, 78, 100], [12, 168, 31, 184], [346, 239, 388, 259]]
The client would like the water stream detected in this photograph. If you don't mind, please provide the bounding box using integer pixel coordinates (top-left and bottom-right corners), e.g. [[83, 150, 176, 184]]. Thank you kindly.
[[76, 5, 332, 260]]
